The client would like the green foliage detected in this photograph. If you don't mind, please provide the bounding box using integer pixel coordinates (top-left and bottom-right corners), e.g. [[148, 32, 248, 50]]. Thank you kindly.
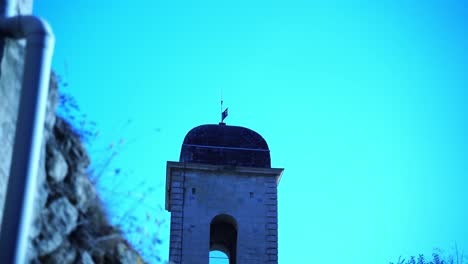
[[390, 247, 466, 264]]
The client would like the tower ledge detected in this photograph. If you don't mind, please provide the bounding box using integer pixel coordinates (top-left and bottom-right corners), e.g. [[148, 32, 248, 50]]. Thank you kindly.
[[165, 161, 284, 211]]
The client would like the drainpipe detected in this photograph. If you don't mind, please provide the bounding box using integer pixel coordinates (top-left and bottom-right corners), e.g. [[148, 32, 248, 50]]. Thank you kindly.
[[0, 13, 54, 264]]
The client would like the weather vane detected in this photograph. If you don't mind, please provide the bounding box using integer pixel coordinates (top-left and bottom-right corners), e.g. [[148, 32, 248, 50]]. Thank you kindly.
[[220, 88, 228, 125]]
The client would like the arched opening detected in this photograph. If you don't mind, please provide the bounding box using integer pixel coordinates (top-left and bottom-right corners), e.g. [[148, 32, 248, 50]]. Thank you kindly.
[[209, 250, 229, 264], [209, 214, 237, 264]]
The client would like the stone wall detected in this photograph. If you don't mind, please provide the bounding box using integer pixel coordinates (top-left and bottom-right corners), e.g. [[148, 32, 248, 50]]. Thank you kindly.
[[166, 162, 281, 264], [0, 1, 144, 263], [0, 0, 41, 233]]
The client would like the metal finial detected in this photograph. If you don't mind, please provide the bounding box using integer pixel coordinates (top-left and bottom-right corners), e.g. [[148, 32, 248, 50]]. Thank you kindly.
[[219, 88, 228, 125]]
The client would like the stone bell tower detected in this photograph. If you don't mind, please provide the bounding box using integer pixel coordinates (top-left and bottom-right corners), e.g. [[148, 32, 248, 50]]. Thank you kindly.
[[165, 123, 283, 263]]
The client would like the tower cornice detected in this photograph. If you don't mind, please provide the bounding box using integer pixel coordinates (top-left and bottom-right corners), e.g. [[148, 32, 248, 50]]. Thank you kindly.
[[165, 161, 284, 211]]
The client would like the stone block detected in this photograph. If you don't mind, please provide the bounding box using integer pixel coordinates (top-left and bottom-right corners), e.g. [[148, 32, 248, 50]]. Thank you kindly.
[[266, 217, 278, 224], [266, 211, 277, 217], [46, 148, 68, 182], [264, 199, 277, 205], [79, 251, 95, 264], [265, 193, 277, 200], [171, 174, 184, 181], [266, 241, 277, 248], [267, 205, 277, 212], [170, 222, 182, 230], [170, 234, 182, 242], [171, 218, 184, 227], [171, 193, 183, 200], [171, 187, 183, 194], [266, 223, 277, 229], [171, 199, 183, 205], [116, 242, 141, 264], [266, 235, 277, 242], [171, 205, 183, 212], [171, 181, 183, 188], [43, 240, 77, 264], [266, 248, 278, 255], [171, 211, 183, 218]]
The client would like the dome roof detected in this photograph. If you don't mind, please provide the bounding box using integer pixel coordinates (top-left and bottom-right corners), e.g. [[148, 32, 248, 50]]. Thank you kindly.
[[180, 124, 271, 168]]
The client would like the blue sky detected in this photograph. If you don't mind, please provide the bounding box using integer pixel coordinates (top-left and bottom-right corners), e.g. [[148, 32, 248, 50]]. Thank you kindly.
[[35, 1, 468, 263]]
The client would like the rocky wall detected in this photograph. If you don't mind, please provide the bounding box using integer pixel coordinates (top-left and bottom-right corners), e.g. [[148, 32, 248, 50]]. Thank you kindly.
[[0, 1, 144, 263]]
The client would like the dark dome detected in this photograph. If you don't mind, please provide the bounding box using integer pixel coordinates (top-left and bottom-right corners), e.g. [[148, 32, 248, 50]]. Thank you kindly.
[[180, 124, 270, 168]]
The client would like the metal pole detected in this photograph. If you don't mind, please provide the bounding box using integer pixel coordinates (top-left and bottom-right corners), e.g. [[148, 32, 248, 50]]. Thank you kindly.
[[0, 15, 54, 264]]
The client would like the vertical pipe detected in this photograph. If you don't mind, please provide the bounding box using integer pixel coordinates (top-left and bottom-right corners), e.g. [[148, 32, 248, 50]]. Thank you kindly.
[[0, 16, 54, 264], [0, 0, 14, 17]]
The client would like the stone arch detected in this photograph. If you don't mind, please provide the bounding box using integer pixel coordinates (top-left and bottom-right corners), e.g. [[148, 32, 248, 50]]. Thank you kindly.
[[209, 214, 238, 264]]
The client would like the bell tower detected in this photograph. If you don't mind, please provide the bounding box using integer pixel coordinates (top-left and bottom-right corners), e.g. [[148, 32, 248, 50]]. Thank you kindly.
[[165, 124, 283, 263]]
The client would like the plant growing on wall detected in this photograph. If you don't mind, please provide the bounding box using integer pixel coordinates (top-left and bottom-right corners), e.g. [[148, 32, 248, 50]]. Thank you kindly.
[[54, 72, 165, 263]]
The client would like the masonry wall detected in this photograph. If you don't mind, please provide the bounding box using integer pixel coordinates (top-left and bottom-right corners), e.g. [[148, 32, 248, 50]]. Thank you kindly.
[[0, 0, 49, 233], [0, 1, 145, 262], [168, 165, 279, 264]]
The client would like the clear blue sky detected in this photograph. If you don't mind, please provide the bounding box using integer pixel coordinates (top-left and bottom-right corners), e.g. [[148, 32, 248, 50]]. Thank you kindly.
[[35, 1, 468, 263]]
